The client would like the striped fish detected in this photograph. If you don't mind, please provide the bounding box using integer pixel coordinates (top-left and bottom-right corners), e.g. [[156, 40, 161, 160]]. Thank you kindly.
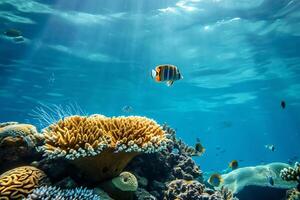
[[151, 64, 183, 86]]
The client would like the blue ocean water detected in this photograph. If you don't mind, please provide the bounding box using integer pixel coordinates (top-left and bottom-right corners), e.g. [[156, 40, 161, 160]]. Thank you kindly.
[[0, 0, 299, 173]]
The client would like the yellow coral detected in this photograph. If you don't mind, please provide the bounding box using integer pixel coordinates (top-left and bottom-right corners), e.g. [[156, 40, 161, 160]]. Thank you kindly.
[[41, 115, 167, 182], [0, 166, 48, 199]]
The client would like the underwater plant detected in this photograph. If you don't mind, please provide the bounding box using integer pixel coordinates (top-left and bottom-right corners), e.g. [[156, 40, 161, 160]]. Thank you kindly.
[[29, 102, 86, 128]]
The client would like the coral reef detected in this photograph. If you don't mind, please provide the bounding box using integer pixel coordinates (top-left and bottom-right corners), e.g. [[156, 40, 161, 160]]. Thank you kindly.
[[25, 186, 101, 200], [281, 162, 300, 200], [0, 118, 235, 200], [40, 115, 168, 182], [99, 171, 138, 200], [0, 122, 43, 171], [280, 162, 300, 183], [126, 124, 205, 199], [0, 166, 49, 199], [162, 124, 201, 156], [164, 179, 204, 200], [286, 188, 300, 200], [164, 179, 226, 200]]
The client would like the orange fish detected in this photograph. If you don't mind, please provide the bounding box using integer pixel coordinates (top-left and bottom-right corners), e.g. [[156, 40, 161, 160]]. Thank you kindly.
[[151, 64, 183, 86]]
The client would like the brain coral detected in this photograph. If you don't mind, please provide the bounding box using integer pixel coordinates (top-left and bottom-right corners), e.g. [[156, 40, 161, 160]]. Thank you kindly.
[[41, 115, 168, 182], [25, 186, 101, 200], [0, 166, 49, 199]]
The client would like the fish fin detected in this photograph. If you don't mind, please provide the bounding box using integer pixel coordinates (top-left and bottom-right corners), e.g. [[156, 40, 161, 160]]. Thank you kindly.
[[166, 80, 174, 86], [151, 69, 157, 79]]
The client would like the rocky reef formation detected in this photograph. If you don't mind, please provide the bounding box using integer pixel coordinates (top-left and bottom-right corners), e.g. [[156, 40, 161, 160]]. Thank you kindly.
[[280, 162, 300, 200], [0, 115, 236, 200], [0, 122, 43, 171], [126, 124, 230, 200], [218, 162, 298, 200]]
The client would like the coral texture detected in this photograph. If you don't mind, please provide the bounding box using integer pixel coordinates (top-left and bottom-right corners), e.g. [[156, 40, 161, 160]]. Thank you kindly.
[[162, 124, 201, 156], [126, 124, 202, 199], [111, 171, 138, 192], [286, 188, 300, 200], [25, 186, 101, 200], [0, 122, 42, 147], [100, 171, 138, 200], [0, 166, 48, 199], [164, 179, 224, 200], [41, 115, 168, 182], [280, 162, 300, 183], [0, 122, 43, 171]]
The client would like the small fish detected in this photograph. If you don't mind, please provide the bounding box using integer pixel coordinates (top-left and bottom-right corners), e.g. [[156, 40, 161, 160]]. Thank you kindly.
[[281, 100, 286, 109], [267, 176, 274, 186], [229, 160, 238, 170], [151, 64, 183, 86], [194, 138, 205, 156], [122, 105, 133, 113], [208, 173, 223, 187], [265, 144, 275, 152], [3, 28, 22, 37]]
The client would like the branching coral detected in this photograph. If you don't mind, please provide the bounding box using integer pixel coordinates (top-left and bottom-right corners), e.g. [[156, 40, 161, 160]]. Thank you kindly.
[[40, 115, 168, 182], [25, 186, 101, 200], [164, 179, 226, 200], [164, 180, 235, 200], [280, 162, 300, 183], [125, 124, 202, 199], [281, 162, 300, 200], [0, 166, 49, 199], [163, 124, 200, 157]]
